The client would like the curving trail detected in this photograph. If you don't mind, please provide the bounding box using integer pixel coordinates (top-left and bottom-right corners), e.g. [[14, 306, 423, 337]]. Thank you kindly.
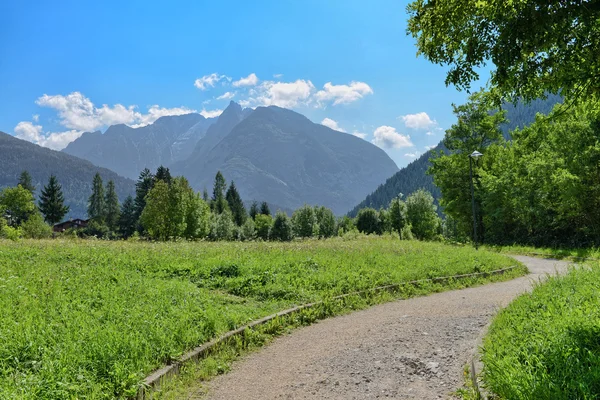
[[192, 256, 569, 400]]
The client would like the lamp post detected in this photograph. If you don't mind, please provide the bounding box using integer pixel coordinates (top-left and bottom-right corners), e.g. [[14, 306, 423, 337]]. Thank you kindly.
[[469, 151, 483, 249]]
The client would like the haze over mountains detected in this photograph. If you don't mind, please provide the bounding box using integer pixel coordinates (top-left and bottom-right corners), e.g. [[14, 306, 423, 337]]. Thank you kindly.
[[62, 101, 399, 215]]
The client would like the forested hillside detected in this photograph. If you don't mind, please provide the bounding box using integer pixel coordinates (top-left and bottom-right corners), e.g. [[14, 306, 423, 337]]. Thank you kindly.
[[348, 95, 562, 216], [0, 132, 134, 218]]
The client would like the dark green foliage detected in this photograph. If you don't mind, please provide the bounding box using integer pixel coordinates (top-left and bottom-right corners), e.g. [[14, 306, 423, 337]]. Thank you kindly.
[[202, 188, 209, 202], [482, 266, 600, 399], [211, 171, 228, 214], [315, 206, 336, 238], [260, 201, 271, 216], [407, 0, 600, 102], [405, 189, 440, 240], [38, 175, 69, 225], [18, 170, 35, 194], [389, 196, 408, 234], [356, 208, 380, 235], [271, 211, 293, 241], [104, 180, 120, 231], [337, 216, 355, 235], [0, 131, 134, 218], [134, 168, 154, 223], [0, 185, 37, 226], [249, 201, 259, 220], [87, 173, 105, 222], [118, 196, 137, 238], [291, 205, 317, 238], [378, 208, 392, 234], [225, 181, 247, 226], [154, 165, 172, 185]]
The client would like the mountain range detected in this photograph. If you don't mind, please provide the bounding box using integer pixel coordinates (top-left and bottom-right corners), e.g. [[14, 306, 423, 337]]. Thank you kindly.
[[64, 101, 399, 215], [0, 131, 135, 218]]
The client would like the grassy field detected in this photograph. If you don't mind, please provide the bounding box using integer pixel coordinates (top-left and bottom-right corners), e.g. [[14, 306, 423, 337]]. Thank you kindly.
[[0, 236, 520, 399], [484, 244, 600, 261], [481, 260, 600, 399]]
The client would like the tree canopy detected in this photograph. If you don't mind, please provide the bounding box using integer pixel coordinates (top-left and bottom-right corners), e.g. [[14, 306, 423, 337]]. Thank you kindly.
[[38, 175, 69, 225], [407, 0, 600, 102]]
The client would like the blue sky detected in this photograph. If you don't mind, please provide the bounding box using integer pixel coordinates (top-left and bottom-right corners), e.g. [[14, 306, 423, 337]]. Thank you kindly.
[[0, 0, 487, 168]]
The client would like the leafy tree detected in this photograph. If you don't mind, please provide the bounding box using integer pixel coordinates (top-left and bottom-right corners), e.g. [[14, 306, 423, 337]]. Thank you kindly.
[[104, 180, 120, 231], [154, 165, 172, 185], [184, 191, 210, 240], [356, 208, 380, 235], [260, 201, 271, 216], [225, 181, 247, 226], [249, 201, 259, 220], [0, 185, 37, 226], [241, 218, 256, 241], [406, 189, 440, 240], [134, 168, 154, 223], [21, 212, 52, 239], [389, 196, 408, 235], [291, 205, 317, 238], [314, 206, 336, 238], [18, 170, 35, 194], [271, 211, 293, 241], [337, 216, 355, 235], [211, 171, 228, 214], [254, 214, 272, 240], [140, 180, 171, 240], [378, 208, 392, 234], [209, 209, 235, 241], [118, 196, 137, 238], [38, 175, 69, 225], [88, 173, 106, 222], [407, 0, 600, 102]]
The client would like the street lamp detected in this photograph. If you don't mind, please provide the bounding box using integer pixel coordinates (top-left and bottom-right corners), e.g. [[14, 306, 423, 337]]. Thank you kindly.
[[469, 151, 483, 249]]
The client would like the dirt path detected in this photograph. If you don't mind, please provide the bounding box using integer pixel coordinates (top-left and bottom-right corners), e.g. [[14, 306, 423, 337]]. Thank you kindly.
[[194, 256, 569, 400]]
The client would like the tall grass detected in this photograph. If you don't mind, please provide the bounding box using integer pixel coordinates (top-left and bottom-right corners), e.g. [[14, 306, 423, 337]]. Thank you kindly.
[[0, 236, 518, 399], [481, 261, 600, 399]]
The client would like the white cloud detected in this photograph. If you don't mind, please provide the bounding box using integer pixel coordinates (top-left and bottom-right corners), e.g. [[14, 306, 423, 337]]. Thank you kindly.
[[273, 73, 283, 78], [321, 118, 346, 132], [400, 112, 436, 130], [200, 108, 223, 118], [371, 126, 413, 149], [36, 92, 195, 131], [232, 73, 259, 87], [257, 79, 315, 108], [32, 114, 39, 122], [315, 81, 373, 106], [217, 91, 236, 100], [194, 73, 228, 90], [426, 131, 434, 136], [404, 152, 420, 158], [14, 121, 83, 150], [352, 131, 367, 139], [425, 145, 437, 151]]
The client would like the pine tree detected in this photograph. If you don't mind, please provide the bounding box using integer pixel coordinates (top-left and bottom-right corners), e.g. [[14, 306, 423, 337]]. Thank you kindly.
[[155, 165, 172, 185], [104, 180, 120, 231], [118, 196, 137, 238], [18, 170, 35, 194], [134, 168, 154, 221], [225, 181, 247, 226], [88, 173, 105, 221], [211, 171, 228, 214], [260, 201, 271, 216], [249, 201, 259, 220], [38, 175, 69, 224], [202, 188, 209, 202]]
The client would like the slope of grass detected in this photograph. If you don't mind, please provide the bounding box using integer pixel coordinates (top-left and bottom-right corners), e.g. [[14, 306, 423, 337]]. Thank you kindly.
[[481, 261, 600, 399], [0, 236, 520, 399]]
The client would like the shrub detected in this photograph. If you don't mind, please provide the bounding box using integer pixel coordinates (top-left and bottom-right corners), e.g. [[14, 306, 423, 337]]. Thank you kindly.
[[271, 211, 293, 241], [21, 213, 52, 239], [254, 214, 272, 240], [240, 218, 256, 241], [356, 208, 380, 235]]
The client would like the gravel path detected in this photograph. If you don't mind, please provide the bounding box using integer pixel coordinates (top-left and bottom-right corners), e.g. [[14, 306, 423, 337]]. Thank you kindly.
[[194, 256, 569, 400]]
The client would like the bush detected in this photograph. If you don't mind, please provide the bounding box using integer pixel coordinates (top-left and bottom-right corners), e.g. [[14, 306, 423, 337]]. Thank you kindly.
[[21, 213, 52, 239], [356, 208, 380, 235], [292, 205, 317, 238], [240, 218, 256, 241], [82, 220, 111, 239], [271, 211, 293, 241], [254, 214, 272, 241], [406, 189, 440, 240], [1, 224, 22, 240], [209, 210, 235, 241], [336, 216, 355, 236]]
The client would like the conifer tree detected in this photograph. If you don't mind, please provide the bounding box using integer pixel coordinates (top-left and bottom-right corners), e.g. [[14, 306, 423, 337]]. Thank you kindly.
[[225, 181, 247, 226], [211, 171, 228, 214], [260, 201, 271, 216], [18, 170, 35, 194], [88, 173, 105, 221], [104, 180, 120, 230], [38, 175, 69, 224], [249, 201, 259, 220], [134, 168, 154, 221], [203, 188, 209, 202], [118, 195, 137, 238], [155, 165, 172, 185]]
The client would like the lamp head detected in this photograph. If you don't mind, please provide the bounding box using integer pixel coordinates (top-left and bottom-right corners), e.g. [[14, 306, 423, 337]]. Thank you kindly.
[[470, 150, 483, 159]]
